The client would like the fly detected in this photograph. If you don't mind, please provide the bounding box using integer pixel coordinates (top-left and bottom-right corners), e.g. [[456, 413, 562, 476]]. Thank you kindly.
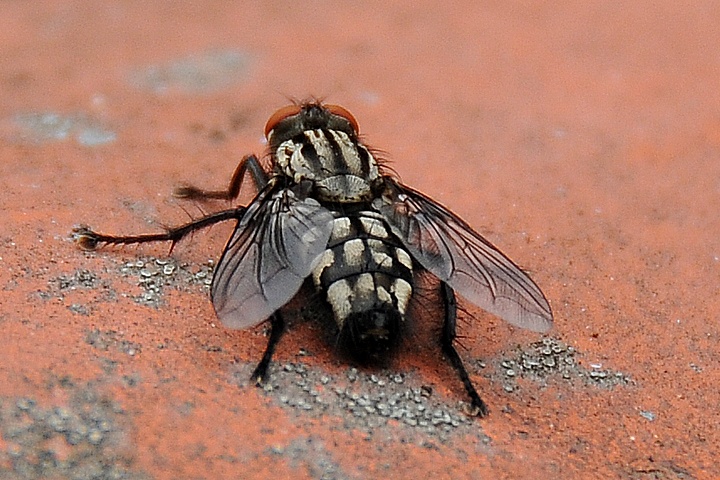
[[74, 101, 553, 416]]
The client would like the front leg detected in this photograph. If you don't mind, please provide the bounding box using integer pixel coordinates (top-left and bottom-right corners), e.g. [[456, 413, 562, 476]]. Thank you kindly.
[[440, 281, 489, 417], [174, 154, 268, 201]]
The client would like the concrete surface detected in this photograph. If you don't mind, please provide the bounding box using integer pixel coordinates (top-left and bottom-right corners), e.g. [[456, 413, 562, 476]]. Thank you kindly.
[[0, 2, 717, 479]]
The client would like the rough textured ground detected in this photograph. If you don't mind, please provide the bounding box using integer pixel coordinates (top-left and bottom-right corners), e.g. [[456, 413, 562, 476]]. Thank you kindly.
[[1, 2, 718, 479]]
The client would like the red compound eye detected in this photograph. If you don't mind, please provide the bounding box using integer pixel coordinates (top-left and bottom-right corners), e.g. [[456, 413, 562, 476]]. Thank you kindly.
[[324, 104, 359, 134], [264, 104, 303, 138]]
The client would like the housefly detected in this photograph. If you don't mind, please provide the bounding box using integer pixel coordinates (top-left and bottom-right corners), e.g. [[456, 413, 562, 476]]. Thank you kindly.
[[74, 101, 553, 416]]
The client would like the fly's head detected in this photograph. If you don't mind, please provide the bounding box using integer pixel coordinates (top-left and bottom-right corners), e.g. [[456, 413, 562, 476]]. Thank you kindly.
[[265, 102, 381, 203], [265, 102, 359, 147]]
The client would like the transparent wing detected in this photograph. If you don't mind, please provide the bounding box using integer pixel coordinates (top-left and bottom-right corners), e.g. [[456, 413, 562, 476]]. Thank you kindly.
[[211, 186, 334, 329], [373, 179, 553, 332]]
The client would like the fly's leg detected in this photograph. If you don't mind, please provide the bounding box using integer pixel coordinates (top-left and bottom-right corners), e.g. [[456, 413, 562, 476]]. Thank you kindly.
[[174, 154, 268, 201], [440, 282, 489, 417], [250, 312, 285, 386], [73, 208, 244, 251]]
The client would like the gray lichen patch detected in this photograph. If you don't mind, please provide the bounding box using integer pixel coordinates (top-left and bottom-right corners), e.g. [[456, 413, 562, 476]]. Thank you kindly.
[[495, 337, 632, 392], [39, 268, 116, 310], [267, 435, 352, 480], [42, 256, 215, 317], [11, 112, 116, 146], [128, 50, 252, 94], [0, 385, 147, 480], [84, 329, 143, 357], [52, 269, 101, 291], [232, 361, 491, 446], [116, 256, 215, 307]]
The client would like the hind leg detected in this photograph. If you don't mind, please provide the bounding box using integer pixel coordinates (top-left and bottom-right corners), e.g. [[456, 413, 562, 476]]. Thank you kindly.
[[440, 282, 489, 417], [250, 312, 285, 386]]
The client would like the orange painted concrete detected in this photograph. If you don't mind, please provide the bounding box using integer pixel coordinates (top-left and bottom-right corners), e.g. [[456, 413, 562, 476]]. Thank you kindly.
[[1, 2, 718, 478]]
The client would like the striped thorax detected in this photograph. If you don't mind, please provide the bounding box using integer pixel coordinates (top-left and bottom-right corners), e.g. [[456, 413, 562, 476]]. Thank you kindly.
[[274, 128, 380, 203]]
